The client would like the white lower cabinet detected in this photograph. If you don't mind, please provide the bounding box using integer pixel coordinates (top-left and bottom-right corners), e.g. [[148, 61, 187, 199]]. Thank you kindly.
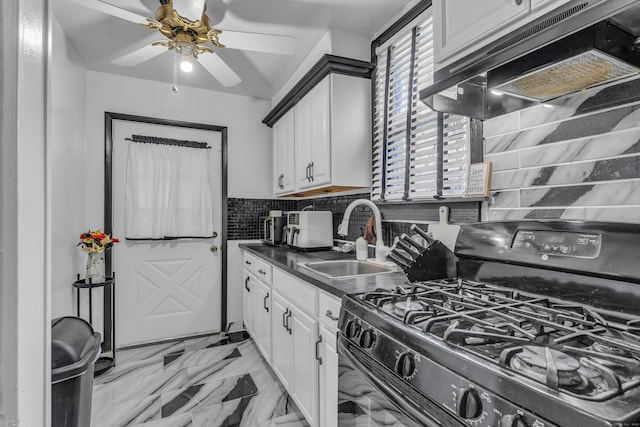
[[290, 304, 319, 426], [242, 271, 257, 338], [256, 280, 272, 364], [272, 292, 292, 391], [318, 323, 338, 427], [318, 290, 340, 427], [243, 253, 341, 427], [271, 268, 320, 427]]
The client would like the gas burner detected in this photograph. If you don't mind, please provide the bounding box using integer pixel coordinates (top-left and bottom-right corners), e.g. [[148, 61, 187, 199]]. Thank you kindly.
[[510, 346, 583, 387], [393, 299, 423, 315]]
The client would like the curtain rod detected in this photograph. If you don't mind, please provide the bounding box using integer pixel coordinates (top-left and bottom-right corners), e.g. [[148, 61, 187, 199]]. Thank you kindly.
[[126, 134, 210, 149]]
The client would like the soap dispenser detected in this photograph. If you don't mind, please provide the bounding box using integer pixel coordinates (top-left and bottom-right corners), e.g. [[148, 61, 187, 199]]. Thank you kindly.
[[356, 229, 368, 261]]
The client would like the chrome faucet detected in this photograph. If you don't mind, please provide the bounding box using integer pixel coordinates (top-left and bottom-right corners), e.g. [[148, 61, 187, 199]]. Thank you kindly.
[[337, 199, 389, 262]]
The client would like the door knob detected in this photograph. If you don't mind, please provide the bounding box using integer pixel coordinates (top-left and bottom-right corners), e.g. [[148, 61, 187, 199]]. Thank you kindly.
[[210, 245, 218, 252]]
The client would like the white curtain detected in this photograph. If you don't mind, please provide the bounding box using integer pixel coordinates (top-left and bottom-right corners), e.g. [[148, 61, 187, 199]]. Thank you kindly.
[[125, 141, 214, 239]]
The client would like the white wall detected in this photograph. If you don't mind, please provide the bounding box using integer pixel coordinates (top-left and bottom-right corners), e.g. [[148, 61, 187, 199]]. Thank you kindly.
[[1, 0, 49, 425], [272, 29, 370, 107], [50, 15, 88, 319], [83, 72, 273, 229]]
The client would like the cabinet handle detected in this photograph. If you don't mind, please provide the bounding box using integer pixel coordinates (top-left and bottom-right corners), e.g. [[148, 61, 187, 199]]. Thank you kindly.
[[278, 174, 285, 189], [286, 311, 293, 334], [258, 269, 266, 276], [245, 260, 252, 265], [325, 310, 339, 321], [305, 163, 311, 182], [515, 0, 523, 4], [315, 335, 323, 365], [264, 292, 269, 312], [244, 277, 250, 292], [283, 308, 289, 329], [309, 161, 314, 182]]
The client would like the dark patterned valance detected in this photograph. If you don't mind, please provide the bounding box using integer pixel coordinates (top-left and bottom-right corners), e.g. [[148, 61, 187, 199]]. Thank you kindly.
[[127, 135, 210, 149]]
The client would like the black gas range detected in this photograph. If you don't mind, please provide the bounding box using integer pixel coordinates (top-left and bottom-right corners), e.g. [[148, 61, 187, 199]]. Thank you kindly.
[[337, 220, 640, 427]]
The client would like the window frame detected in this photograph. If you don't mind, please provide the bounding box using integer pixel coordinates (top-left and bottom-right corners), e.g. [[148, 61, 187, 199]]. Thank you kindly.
[[370, 0, 482, 203]]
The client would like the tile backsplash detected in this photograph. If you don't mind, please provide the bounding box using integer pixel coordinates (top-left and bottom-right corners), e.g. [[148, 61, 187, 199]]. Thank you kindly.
[[483, 77, 640, 223], [227, 194, 477, 243]]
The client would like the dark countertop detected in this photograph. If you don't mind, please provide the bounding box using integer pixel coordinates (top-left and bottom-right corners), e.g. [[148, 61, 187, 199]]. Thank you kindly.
[[239, 243, 410, 299]]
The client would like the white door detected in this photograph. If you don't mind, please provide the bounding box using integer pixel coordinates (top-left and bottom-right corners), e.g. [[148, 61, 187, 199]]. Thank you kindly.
[[112, 120, 223, 347]]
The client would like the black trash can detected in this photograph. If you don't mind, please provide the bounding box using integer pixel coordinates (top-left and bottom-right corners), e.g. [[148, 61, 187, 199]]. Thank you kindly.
[[51, 316, 102, 427]]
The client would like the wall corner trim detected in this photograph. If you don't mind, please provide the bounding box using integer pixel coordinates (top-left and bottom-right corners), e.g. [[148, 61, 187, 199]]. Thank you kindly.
[[262, 54, 374, 128]]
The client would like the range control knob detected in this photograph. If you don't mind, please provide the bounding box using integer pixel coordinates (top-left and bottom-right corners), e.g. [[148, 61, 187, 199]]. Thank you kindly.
[[359, 329, 376, 349], [395, 352, 416, 377], [345, 320, 361, 339], [500, 414, 529, 427], [456, 387, 482, 419]]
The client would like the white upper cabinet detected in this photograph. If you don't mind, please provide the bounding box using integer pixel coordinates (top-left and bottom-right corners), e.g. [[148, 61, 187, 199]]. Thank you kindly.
[[434, 0, 530, 64], [273, 108, 295, 195], [434, 0, 572, 68], [295, 76, 332, 190], [272, 73, 371, 197]]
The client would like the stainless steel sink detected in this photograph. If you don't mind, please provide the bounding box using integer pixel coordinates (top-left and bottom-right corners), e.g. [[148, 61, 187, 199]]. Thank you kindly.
[[299, 260, 394, 278]]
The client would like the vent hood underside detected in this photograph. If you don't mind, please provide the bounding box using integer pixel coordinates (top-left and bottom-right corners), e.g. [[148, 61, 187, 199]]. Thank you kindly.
[[420, 0, 640, 120]]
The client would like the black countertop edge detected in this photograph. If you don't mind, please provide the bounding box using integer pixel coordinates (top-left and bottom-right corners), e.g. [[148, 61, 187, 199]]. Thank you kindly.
[[239, 243, 409, 299]]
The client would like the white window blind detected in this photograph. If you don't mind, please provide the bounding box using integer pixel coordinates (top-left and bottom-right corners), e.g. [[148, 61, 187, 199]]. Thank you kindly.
[[372, 9, 471, 201]]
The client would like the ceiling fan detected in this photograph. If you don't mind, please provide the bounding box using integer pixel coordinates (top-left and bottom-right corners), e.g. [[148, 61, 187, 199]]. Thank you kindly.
[[66, 0, 297, 87]]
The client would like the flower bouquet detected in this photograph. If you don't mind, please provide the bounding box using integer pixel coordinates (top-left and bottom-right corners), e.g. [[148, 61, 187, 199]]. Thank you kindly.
[[78, 230, 119, 283]]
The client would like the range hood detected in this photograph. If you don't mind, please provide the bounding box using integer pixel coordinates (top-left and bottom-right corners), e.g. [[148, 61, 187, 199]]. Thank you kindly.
[[420, 0, 640, 119]]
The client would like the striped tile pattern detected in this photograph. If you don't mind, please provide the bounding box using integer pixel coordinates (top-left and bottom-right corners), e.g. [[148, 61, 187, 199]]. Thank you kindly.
[[91, 332, 308, 427], [482, 77, 640, 222]]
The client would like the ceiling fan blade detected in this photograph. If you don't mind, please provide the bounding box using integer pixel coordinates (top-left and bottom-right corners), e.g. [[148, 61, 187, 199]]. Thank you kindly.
[[64, 0, 149, 24], [112, 43, 166, 66], [173, 0, 207, 22], [198, 53, 242, 87], [217, 30, 296, 55]]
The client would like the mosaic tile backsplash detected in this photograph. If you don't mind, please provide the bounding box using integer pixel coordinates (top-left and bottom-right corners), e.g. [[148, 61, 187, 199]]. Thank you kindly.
[[227, 193, 449, 244]]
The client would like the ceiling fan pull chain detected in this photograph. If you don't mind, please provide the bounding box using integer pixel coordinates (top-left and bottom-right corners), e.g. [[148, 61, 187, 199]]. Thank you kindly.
[[172, 51, 179, 93]]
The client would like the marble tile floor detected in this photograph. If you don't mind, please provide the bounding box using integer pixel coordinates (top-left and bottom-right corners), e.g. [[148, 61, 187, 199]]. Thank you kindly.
[[91, 328, 309, 427]]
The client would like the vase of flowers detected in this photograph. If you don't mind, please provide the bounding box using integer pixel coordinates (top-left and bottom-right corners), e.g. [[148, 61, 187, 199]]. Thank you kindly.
[[78, 230, 119, 283]]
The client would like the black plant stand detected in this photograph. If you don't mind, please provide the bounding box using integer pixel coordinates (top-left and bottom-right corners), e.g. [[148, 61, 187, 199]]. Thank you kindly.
[[72, 272, 116, 376]]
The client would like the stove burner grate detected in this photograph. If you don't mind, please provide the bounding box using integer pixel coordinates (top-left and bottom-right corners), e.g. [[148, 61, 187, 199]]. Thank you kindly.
[[356, 278, 640, 400]]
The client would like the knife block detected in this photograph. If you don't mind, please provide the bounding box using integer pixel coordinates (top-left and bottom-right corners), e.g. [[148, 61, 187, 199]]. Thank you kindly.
[[401, 240, 456, 282]]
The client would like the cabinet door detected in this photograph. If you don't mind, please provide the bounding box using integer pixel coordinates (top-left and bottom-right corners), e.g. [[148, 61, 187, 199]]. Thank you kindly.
[[295, 77, 331, 190], [294, 91, 313, 190], [271, 292, 292, 390], [434, 0, 530, 62], [256, 281, 272, 364], [242, 271, 254, 338], [318, 324, 338, 427], [273, 109, 295, 195], [307, 76, 331, 188], [291, 306, 319, 427]]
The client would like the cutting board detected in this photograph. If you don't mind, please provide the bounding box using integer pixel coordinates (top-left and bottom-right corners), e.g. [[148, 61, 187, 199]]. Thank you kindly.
[[427, 206, 460, 252]]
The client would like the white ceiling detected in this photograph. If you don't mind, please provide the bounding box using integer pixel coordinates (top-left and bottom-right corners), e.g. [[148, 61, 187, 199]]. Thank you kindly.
[[53, 0, 415, 100]]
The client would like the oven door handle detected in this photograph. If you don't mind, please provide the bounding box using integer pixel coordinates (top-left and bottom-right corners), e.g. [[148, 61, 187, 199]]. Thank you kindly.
[[338, 336, 446, 427]]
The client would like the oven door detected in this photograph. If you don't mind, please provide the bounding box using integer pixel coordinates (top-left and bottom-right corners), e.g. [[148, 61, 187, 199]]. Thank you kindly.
[[338, 334, 464, 427]]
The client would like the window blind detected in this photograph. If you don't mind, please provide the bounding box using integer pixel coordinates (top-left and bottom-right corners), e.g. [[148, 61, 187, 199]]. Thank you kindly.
[[372, 9, 471, 201]]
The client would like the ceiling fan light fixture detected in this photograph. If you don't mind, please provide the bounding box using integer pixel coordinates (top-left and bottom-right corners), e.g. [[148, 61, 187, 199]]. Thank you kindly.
[[180, 53, 193, 73]]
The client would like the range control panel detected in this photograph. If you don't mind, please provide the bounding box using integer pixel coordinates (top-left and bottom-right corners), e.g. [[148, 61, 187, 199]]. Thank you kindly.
[[512, 230, 601, 258]]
